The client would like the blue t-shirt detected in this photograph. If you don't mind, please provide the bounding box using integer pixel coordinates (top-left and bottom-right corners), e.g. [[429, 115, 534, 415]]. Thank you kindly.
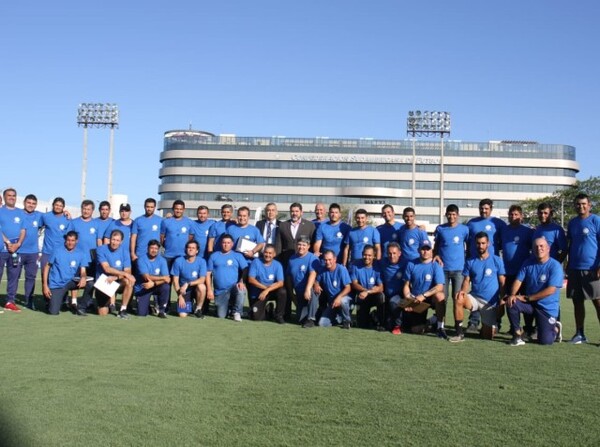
[[171, 256, 207, 285], [96, 243, 131, 278], [501, 224, 534, 276], [517, 257, 563, 318], [286, 252, 321, 291], [248, 258, 284, 298], [403, 260, 445, 296], [93, 217, 114, 244], [208, 220, 234, 252], [463, 255, 506, 304], [350, 260, 382, 294], [345, 226, 381, 263], [207, 250, 248, 295], [0, 206, 25, 252], [160, 216, 194, 259], [226, 224, 264, 247], [315, 221, 352, 261], [40, 212, 72, 255], [21, 210, 43, 254], [191, 219, 215, 259], [131, 214, 163, 258], [134, 254, 169, 295], [567, 215, 600, 270], [532, 222, 567, 261], [104, 220, 133, 250], [433, 223, 469, 272], [467, 216, 506, 257], [377, 222, 401, 258], [317, 264, 352, 301], [48, 245, 89, 289], [380, 258, 404, 298], [70, 218, 99, 256], [397, 225, 429, 264]]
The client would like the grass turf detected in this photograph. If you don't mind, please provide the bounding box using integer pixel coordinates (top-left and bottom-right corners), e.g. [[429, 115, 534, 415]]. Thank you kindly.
[[1, 285, 599, 446]]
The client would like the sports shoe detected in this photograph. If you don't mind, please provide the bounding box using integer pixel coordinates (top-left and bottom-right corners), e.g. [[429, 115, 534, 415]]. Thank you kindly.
[[4, 302, 21, 313], [342, 320, 351, 330], [158, 311, 167, 319], [510, 336, 526, 347], [466, 323, 479, 334], [391, 325, 402, 335], [117, 310, 130, 320], [302, 319, 315, 328], [376, 325, 386, 332], [233, 312, 242, 322], [150, 305, 158, 316], [194, 308, 204, 319], [275, 316, 286, 325], [555, 321, 563, 343], [75, 308, 88, 317], [265, 302, 275, 320], [449, 334, 465, 343], [437, 328, 448, 340], [570, 334, 588, 344], [109, 303, 116, 315]]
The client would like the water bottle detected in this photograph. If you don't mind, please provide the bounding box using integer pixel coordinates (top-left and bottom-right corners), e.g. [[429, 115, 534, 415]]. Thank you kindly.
[[11, 253, 19, 267]]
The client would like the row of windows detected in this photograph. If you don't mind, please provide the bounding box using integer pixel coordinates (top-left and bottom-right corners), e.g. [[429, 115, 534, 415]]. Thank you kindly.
[[164, 137, 576, 160], [161, 158, 576, 177], [161, 175, 560, 193]]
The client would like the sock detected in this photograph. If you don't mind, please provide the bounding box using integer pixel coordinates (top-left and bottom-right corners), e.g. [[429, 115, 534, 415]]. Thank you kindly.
[[437, 321, 444, 329], [120, 305, 127, 312], [455, 320, 463, 333]]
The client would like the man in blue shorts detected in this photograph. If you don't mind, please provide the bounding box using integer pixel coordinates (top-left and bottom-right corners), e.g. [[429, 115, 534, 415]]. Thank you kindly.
[[566, 193, 600, 344], [450, 232, 506, 342], [343, 208, 381, 266], [206, 234, 248, 321], [350, 245, 385, 331], [0, 188, 26, 312], [41, 231, 92, 316], [506, 238, 563, 346], [248, 244, 286, 323], [134, 239, 171, 318], [313, 203, 351, 263], [286, 236, 321, 328], [315, 249, 353, 329], [171, 240, 207, 318]]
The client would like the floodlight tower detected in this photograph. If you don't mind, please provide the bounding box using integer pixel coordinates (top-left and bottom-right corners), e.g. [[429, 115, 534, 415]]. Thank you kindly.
[[77, 103, 119, 201], [407, 110, 451, 224]]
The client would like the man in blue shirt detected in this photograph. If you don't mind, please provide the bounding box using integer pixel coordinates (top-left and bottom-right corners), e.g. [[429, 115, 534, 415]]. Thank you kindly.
[[506, 238, 563, 346], [566, 193, 600, 344], [0, 188, 26, 312], [381, 242, 404, 334], [315, 249, 353, 329], [248, 244, 286, 323], [350, 245, 385, 331], [450, 232, 506, 342], [207, 204, 234, 255], [343, 208, 381, 266], [172, 240, 207, 318], [286, 236, 321, 328], [160, 200, 194, 268], [130, 198, 163, 263], [377, 204, 401, 259], [396, 207, 429, 270], [533, 202, 567, 262], [21, 194, 43, 310], [206, 234, 248, 321], [134, 239, 171, 318], [93, 201, 114, 246], [313, 203, 351, 263], [191, 205, 215, 260], [103, 203, 134, 249], [39, 197, 72, 272], [41, 231, 92, 316], [226, 206, 264, 259]]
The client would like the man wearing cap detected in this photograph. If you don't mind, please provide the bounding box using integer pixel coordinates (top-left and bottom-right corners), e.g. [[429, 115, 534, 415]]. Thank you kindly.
[[286, 235, 321, 328], [104, 203, 134, 249], [400, 240, 447, 337]]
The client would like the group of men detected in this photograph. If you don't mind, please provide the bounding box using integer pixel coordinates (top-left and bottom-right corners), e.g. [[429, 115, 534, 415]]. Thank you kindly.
[[2, 188, 600, 347]]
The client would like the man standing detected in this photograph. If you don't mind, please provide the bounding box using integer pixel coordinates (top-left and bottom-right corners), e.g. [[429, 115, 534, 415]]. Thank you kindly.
[[95, 229, 135, 319], [171, 240, 207, 318], [312, 202, 328, 230], [396, 207, 429, 270], [103, 203, 134, 248], [276, 202, 315, 267], [94, 201, 114, 246], [313, 203, 351, 263], [191, 205, 215, 260], [533, 202, 567, 262], [207, 204, 235, 255], [255, 203, 282, 253], [566, 193, 600, 344], [314, 250, 353, 329], [286, 236, 320, 328], [21, 194, 43, 310], [377, 204, 401, 259], [450, 232, 506, 342], [160, 200, 194, 269], [0, 188, 26, 312], [506, 238, 563, 346], [350, 245, 385, 331], [226, 206, 264, 259], [41, 231, 92, 316], [401, 241, 447, 338], [206, 234, 248, 321], [134, 239, 171, 318], [39, 197, 72, 271], [248, 244, 286, 323], [343, 208, 381, 266], [71, 200, 99, 270], [130, 198, 163, 263]]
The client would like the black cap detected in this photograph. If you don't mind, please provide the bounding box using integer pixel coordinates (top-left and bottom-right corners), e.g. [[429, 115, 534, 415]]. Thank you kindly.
[[119, 203, 131, 212]]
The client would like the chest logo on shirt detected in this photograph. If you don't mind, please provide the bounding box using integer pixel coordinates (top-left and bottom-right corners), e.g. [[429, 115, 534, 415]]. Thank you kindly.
[[513, 236, 520, 243], [205, 230, 209, 236], [33, 220, 38, 227], [181, 227, 187, 233], [392, 233, 397, 239], [363, 237, 369, 243], [425, 274, 432, 281], [59, 224, 65, 231], [116, 260, 122, 267], [154, 268, 160, 275], [192, 271, 198, 278], [409, 238, 415, 246], [244, 235, 250, 239], [485, 225, 492, 231], [268, 274, 274, 280], [90, 228, 96, 234], [70, 261, 77, 267], [583, 228, 590, 236], [14, 217, 21, 223], [333, 280, 338, 287], [396, 272, 402, 279], [540, 274, 547, 282], [336, 232, 342, 238], [152, 225, 158, 231], [227, 260, 233, 266], [300, 265, 306, 271], [453, 236, 459, 244], [369, 277, 375, 284], [485, 268, 492, 276]]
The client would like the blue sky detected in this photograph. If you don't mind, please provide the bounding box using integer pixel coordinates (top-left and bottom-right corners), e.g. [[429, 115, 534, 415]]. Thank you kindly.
[[1, 0, 598, 213]]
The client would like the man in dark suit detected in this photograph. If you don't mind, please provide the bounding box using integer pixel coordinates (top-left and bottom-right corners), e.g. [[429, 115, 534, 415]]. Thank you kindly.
[[276, 202, 316, 267], [255, 203, 283, 255]]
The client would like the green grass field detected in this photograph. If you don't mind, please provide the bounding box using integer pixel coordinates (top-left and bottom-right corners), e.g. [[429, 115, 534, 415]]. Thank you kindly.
[[1, 281, 600, 447]]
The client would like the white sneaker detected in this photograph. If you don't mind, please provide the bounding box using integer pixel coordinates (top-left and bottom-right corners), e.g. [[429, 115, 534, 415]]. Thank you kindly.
[[555, 321, 563, 343], [233, 312, 242, 322]]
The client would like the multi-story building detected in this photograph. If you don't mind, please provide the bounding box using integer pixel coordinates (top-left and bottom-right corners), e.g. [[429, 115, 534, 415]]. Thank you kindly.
[[158, 130, 578, 226]]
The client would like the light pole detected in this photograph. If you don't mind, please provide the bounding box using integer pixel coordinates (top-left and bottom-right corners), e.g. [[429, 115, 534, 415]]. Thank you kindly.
[[77, 103, 119, 201], [407, 110, 451, 224]]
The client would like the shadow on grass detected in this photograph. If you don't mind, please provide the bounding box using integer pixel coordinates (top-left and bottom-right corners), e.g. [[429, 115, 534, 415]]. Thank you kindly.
[[0, 403, 33, 447]]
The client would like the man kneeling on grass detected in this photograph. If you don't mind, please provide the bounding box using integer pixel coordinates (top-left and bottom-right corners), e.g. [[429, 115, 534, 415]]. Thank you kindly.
[[42, 231, 93, 316], [171, 240, 207, 318], [450, 232, 506, 342], [248, 244, 286, 323], [134, 239, 171, 318], [313, 249, 353, 329], [505, 238, 563, 346]]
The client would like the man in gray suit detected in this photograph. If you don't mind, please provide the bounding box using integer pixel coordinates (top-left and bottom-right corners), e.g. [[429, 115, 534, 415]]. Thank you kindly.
[[277, 202, 316, 268]]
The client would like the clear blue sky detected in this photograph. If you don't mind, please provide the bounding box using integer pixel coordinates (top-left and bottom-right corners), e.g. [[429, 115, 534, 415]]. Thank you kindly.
[[1, 0, 598, 213]]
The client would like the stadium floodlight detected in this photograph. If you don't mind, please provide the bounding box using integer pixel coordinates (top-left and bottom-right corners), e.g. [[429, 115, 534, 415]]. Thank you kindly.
[[406, 110, 452, 223], [77, 103, 119, 201]]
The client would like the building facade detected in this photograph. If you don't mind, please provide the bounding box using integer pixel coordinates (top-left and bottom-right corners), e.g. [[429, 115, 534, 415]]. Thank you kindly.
[[158, 130, 579, 226]]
